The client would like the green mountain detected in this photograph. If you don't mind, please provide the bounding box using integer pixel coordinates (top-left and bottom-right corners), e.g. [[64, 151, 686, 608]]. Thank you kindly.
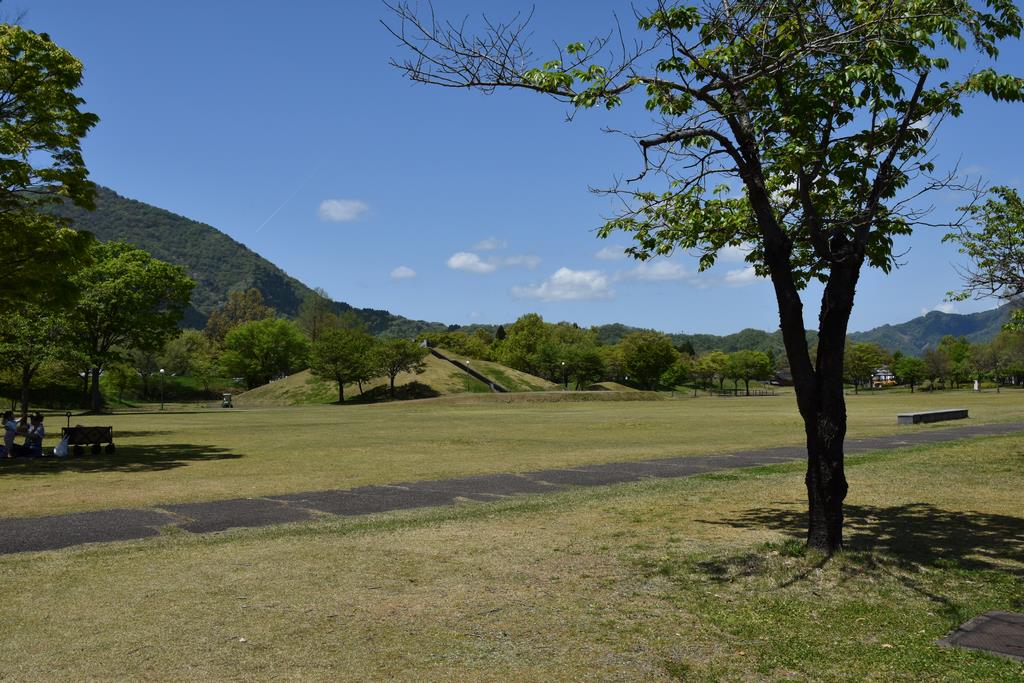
[[592, 323, 817, 356], [51, 186, 447, 336], [848, 303, 1014, 355], [593, 304, 1013, 357]]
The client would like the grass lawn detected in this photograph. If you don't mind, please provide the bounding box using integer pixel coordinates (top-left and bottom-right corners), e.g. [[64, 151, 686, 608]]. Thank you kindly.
[[2, 389, 1023, 518], [1, 433, 1021, 680]]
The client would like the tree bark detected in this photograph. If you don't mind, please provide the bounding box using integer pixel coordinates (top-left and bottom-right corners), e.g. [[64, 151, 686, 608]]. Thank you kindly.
[[90, 366, 104, 412], [338, 379, 345, 404]]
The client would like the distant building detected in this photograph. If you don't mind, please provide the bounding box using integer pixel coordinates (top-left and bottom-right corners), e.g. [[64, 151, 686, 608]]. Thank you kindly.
[[872, 365, 896, 387]]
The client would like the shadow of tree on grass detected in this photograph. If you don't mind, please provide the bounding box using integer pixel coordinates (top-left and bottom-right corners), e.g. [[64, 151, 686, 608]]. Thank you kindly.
[[702, 503, 1024, 575], [0, 444, 242, 475]]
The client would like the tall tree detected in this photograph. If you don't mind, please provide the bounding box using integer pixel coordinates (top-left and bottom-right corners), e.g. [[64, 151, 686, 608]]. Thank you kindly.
[[204, 288, 274, 342], [297, 287, 340, 343], [892, 355, 926, 393], [620, 331, 678, 389], [0, 25, 98, 312], [388, 0, 1024, 552], [727, 350, 774, 396], [0, 305, 74, 413], [309, 327, 376, 403], [843, 342, 888, 393], [221, 318, 309, 389], [70, 242, 194, 411], [374, 339, 429, 397]]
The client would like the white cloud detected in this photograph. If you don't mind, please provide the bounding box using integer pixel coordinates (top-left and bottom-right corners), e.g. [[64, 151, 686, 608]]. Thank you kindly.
[[513, 267, 613, 301], [472, 237, 507, 251], [447, 252, 497, 274], [499, 254, 541, 269], [318, 199, 369, 222], [724, 266, 758, 286], [390, 266, 416, 280], [621, 261, 691, 282], [719, 243, 754, 262], [921, 302, 957, 315], [595, 245, 627, 261]]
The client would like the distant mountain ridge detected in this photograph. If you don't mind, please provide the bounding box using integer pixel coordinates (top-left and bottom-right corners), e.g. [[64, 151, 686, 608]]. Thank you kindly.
[[51, 186, 447, 337], [591, 304, 1013, 357], [848, 304, 1014, 355]]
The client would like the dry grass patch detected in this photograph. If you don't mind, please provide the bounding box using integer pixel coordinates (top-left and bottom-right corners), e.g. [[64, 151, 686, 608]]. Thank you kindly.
[[1, 435, 1023, 680], [2, 390, 1023, 518]]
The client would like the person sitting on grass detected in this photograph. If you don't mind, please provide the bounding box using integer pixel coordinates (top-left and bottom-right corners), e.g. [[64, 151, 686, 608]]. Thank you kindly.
[[2, 410, 19, 458], [23, 413, 45, 457]]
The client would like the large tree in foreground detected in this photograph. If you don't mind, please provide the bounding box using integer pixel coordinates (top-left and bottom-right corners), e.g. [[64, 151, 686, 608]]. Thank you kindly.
[[0, 24, 98, 311], [388, 0, 1024, 552]]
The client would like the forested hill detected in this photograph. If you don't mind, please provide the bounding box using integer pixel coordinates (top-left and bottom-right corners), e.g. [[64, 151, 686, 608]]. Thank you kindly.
[[592, 323, 817, 356], [848, 303, 1014, 355], [51, 186, 447, 336], [592, 304, 1012, 357]]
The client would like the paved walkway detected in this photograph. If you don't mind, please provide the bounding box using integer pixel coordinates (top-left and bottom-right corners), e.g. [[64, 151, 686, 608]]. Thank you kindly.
[[2, 420, 1023, 556]]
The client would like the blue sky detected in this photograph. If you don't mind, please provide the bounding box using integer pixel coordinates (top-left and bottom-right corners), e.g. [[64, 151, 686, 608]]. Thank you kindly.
[[23, 0, 1024, 334]]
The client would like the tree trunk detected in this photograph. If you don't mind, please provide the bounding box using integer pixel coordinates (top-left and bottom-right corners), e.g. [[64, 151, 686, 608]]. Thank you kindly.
[[338, 380, 345, 404], [389, 374, 396, 397], [19, 364, 34, 415], [90, 366, 104, 412], [744, 378, 750, 396]]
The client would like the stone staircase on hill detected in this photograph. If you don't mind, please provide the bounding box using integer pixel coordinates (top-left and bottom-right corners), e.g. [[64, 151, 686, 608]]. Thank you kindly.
[[426, 347, 509, 393]]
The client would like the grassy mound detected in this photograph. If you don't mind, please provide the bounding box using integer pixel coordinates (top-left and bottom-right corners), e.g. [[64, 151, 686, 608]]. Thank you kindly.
[[234, 350, 559, 407], [586, 382, 641, 392], [234, 354, 493, 407], [432, 349, 560, 392]]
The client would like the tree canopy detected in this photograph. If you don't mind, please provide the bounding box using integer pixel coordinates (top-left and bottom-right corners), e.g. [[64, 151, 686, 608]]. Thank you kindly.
[[70, 241, 194, 410], [0, 24, 98, 311]]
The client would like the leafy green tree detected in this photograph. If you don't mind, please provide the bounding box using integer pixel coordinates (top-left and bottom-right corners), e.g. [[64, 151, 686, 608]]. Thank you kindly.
[[692, 354, 719, 394], [945, 186, 1024, 330], [923, 347, 952, 389], [498, 313, 550, 375], [661, 355, 692, 392], [938, 335, 974, 388], [310, 327, 376, 403], [389, 0, 1024, 552], [204, 288, 274, 342], [103, 361, 136, 403], [297, 287, 340, 343], [620, 331, 678, 390], [0, 25, 98, 312], [843, 342, 888, 393], [70, 241, 194, 410], [221, 318, 309, 389], [726, 350, 774, 396], [374, 339, 429, 397], [0, 305, 74, 413], [892, 356, 926, 393], [128, 348, 160, 400], [563, 342, 606, 389], [702, 351, 730, 390], [160, 329, 208, 376]]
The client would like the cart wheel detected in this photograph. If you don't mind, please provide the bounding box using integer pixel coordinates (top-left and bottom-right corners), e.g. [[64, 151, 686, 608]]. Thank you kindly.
[[105, 443, 116, 454], [73, 445, 84, 457], [91, 443, 101, 455]]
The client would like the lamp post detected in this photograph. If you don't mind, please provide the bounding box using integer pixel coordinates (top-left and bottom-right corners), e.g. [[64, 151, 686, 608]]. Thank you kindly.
[[159, 368, 166, 411]]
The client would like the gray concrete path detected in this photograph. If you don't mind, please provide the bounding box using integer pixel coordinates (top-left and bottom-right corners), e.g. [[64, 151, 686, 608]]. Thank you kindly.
[[2, 420, 1022, 556]]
